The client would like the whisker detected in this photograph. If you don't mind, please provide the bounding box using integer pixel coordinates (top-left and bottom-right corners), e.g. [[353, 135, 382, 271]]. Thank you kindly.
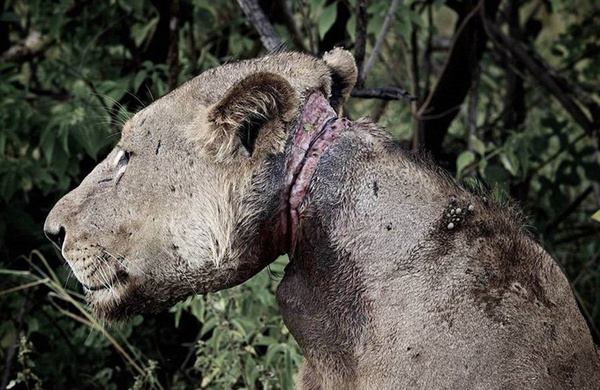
[[63, 265, 74, 288], [126, 90, 147, 109], [105, 248, 151, 278], [145, 84, 155, 102], [95, 257, 115, 295]]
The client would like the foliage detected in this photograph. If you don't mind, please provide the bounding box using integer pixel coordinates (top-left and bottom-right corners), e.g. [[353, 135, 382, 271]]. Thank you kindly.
[[1, 0, 599, 389]]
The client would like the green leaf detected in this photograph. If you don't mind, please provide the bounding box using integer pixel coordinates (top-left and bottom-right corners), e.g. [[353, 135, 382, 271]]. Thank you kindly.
[[592, 210, 600, 223], [318, 3, 338, 40], [132, 70, 148, 93], [265, 343, 289, 367], [200, 318, 218, 337], [469, 135, 486, 156], [500, 151, 519, 176], [39, 128, 55, 164], [456, 151, 476, 177], [130, 16, 159, 47]]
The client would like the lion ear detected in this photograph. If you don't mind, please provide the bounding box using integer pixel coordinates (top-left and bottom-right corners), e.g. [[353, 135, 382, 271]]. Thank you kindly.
[[322, 48, 357, 114], [205, 72, 298, 160]]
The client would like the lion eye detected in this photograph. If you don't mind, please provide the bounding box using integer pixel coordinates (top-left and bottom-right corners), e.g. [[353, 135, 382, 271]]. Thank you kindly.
[[114, 150, 130, 178]]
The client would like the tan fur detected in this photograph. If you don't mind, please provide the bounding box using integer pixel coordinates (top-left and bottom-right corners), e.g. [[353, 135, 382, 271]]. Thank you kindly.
[[44, 48, 354, 318], [321, 48, 357, 114], [121, 119, 132, 136], [194, 72, 298, 162], [45, 49, 600, 389]]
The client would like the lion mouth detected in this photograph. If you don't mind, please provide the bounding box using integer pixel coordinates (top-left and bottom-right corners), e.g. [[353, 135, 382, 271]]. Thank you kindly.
[[80, 267, 129, 293], [83, 277, 126, 292], [83, 283, 110, 292], [281, 91, 352, 252]]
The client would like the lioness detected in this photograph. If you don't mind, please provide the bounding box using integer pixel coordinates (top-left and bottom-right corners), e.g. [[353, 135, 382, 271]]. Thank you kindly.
[[45, 49, 600, 389]]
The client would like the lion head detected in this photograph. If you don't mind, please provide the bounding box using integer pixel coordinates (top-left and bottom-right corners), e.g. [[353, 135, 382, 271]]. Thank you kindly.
[[44, 49, 357, 320]]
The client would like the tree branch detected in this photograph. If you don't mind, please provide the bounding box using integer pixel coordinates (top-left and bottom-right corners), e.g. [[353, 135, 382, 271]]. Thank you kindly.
[[482, 15, 598, 135], [236, 0, 282, 51], [544, 186, 593, 235], [361, 0, 400, 84], [354, 0, 368, 88], [278, 0, 308, 52], [352, 86, 416, 101]]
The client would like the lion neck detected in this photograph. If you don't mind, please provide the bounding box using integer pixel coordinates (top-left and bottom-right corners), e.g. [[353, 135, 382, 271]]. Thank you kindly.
[[275, 119, 461, 385]]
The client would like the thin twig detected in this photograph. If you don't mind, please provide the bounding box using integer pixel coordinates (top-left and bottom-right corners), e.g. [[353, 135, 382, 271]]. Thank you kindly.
[[468, 62, 481, 155], [482, 15, 596, 135], [544, 186, 593, 235], [236, 0, 282, 51], [409, 0, 424, 103], [352, 86, 416, 101], [361, 0, 400, 84], [297, 0, 316, 53], [279, 0, 308, 52]]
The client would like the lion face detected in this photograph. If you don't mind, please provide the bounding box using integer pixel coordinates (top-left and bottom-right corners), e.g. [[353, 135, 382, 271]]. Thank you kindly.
[[43, 49, 357, 320]]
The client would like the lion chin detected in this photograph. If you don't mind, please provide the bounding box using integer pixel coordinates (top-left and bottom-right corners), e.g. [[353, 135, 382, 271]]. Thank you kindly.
[[84, 279, 185, 322]]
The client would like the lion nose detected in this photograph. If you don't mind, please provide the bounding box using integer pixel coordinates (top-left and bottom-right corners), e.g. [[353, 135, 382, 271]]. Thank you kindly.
[[44, 225, 66, 251]]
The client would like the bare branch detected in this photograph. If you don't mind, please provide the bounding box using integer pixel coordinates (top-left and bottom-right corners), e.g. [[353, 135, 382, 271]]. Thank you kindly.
[[236, 0, 282, 51], [544, 186, 593, 235], [482, 16, 597, 134], [410, 1, 420, 104], [355, 0, 368, 88], [372, 100, 389, 122], [468, 62, 481, 153], [361, 0, 401, 84], [278, 0, 308, 52], [352, 86, 416, 102]]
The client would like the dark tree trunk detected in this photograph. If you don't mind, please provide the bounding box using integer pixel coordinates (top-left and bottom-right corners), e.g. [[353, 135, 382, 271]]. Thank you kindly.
[[146, 0, 172, 64], [318, 1, 351, 53], [414, 0, 501, 162]]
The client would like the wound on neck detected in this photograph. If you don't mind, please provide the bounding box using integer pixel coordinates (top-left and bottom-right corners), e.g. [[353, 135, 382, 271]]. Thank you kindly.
[[280, 91, 352, 253]]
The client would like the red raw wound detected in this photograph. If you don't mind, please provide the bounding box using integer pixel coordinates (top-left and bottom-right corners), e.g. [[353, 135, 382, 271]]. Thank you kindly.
[[280, 91, 352, 253]]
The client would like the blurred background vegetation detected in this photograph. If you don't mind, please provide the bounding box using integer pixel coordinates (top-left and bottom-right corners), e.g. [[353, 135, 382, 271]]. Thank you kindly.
[[1, 0, 599, 389]]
